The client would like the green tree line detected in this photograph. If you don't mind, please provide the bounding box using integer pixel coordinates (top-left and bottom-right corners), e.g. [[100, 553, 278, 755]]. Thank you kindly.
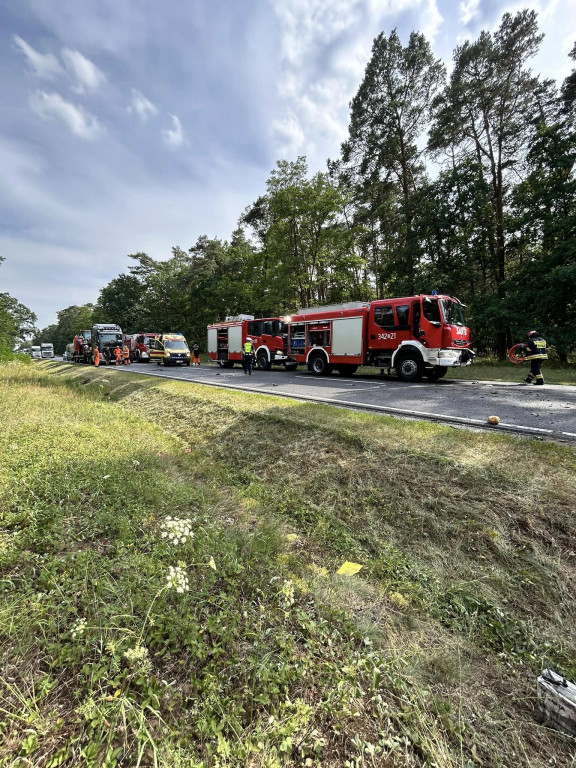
[[34, 10, 575, 359], [0, 256, 37, 356]]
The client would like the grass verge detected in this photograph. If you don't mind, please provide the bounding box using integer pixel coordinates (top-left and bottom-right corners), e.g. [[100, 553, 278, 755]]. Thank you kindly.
[[1, 360, 575, 767]]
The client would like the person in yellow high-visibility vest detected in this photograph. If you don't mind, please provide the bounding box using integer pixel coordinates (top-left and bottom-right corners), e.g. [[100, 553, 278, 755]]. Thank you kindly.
[[521, 330, 549, 385], [242, 339, 255, 375]]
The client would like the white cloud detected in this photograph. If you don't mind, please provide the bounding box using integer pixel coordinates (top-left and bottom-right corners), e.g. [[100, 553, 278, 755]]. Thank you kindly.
[[162, 114, 184, 147], [13, 35, 64, 79], [61, 48, 106, 92], [459, 0, 480, 25], [420, 0, 443, 43], [30, 91, 101, 140], [268, 0, 444, 167], [272, 113, 306, 157], [128, 89, 158, 120]]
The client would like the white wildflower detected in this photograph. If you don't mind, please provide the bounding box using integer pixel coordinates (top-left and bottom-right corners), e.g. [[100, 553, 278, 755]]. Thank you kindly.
[[160, 516, 193, 545], [123, 644, 150, 670], [166, 565, 189, 593], [279, 579, 295, 609], [71, 617, 87, 639]]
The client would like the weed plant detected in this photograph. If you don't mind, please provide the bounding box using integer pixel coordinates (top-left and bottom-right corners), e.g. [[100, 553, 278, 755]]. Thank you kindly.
[[1, 361, 575, 767]]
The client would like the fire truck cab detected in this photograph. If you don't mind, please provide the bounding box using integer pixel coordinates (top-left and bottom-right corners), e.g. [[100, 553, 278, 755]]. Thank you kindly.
[[207, 315, 298, 370], [124, 333, 160, 362]]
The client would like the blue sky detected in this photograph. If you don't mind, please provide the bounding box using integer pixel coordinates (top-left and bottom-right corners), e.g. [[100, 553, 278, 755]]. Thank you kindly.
[[0, 0, 573, 330]]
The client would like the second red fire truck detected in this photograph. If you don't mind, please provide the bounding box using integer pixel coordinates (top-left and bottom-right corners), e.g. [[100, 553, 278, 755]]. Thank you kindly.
[[207, 315, 297, 371], [207, 294, 474, 381]]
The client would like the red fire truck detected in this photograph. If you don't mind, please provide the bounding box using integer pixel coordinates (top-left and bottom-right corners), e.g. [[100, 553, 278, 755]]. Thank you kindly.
[[123, 333, 160, 363], [207, 315, 298, 370], [286, 294, 474, 381]]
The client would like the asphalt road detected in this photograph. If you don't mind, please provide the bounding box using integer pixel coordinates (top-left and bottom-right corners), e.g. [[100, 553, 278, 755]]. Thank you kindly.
[[97, 360, 576, 443]]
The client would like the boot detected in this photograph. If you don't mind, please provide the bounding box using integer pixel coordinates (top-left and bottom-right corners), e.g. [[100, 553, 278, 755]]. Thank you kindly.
[[534, 379, 544, 385], [523, 376, 532, 384]]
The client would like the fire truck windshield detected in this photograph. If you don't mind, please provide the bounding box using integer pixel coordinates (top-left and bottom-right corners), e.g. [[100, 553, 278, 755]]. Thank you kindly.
[[274, 321, 286, 335], [422, 297, 442, 323], [441, 300, 466, 326]]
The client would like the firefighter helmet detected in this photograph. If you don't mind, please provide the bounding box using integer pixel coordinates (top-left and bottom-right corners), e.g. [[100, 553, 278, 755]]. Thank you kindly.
[[526, 330, 539, 339]]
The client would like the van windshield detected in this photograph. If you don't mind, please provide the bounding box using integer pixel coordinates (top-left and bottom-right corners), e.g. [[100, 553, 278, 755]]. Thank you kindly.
[[165, 339, 188, 350]]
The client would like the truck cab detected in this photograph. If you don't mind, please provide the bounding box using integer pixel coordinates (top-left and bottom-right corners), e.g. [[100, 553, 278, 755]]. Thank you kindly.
[[367, 294, 473, 380], [92, 324, 124, 365], [40, 343, 55, 358]]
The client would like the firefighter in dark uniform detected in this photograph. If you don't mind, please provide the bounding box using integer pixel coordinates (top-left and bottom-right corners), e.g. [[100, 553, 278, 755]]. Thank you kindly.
[[522, 330, 548, 385], [243, 339, 255, 375]]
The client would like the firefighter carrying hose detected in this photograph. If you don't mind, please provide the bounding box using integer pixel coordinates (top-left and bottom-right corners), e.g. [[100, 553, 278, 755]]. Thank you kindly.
[[522, 330, 549, 385], [242, 339, 255, 375]]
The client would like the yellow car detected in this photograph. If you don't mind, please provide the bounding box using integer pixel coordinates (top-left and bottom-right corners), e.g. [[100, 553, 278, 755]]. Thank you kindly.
[[149, 334, 191, 366]]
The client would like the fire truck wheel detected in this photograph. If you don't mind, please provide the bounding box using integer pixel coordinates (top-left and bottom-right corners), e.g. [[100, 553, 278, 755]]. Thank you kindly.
[[257, 352, 271, 371], [425, 365, 447, 382], [310, 353, 333, 376], [395, 351, 424, 382]]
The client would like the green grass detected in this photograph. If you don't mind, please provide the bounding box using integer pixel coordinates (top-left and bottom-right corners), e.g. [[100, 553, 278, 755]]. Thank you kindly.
[[1, 360, 576, 767]]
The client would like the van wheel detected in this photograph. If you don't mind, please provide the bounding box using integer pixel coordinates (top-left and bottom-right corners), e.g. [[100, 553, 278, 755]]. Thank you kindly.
[[395, 352, 424, 382], [257, 352, 271, 371], [310, 353, 332, 376]]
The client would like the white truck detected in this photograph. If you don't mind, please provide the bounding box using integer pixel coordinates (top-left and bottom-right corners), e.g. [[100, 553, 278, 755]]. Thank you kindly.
[[41, 342, 55, 359]]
